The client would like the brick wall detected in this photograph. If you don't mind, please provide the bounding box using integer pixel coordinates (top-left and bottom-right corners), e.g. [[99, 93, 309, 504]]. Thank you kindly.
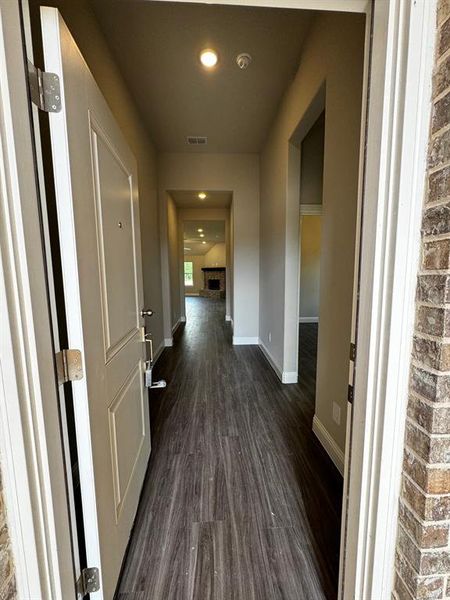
[[394, 1, 450, 598], [0, 466, 16, 599]]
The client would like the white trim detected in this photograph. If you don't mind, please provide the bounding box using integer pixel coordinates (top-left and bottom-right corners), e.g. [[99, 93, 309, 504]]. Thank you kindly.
[[0, 252, 42, 599], [344, 3, 438, 599], [312, 415, 345, 475], [299, 316, 319, 323], [299, 203, 322, 215], [225, 314, 232, 321], [258, 339, 283, 380], [164, 337, 173, 347], [282, 371, 298, 384], [232, 336, 259, 345], [0, 2, 74, 597], [152, 0, 367, 13], [258, 339, 298, 384], [172, 318, 183, 334]]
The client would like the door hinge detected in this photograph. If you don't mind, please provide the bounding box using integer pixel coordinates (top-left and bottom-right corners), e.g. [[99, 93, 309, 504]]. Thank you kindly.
[[77, 567, 100, 596], [348, 384, 354, 404], [55, 349, 84, 385], [349, 342, 356, 362], [27, 60, 61, 113]]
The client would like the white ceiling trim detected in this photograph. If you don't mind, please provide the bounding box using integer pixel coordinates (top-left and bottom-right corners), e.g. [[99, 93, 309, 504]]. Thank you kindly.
[[149, 0, 368, 14]]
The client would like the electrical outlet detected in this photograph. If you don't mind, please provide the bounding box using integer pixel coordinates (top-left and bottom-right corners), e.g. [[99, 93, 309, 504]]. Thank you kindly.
[[268, 331, 272, 343], [332, 402, 341, 425]]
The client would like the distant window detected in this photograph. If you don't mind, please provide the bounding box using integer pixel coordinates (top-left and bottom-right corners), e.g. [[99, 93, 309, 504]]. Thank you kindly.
[[184, 261, 194, 286]]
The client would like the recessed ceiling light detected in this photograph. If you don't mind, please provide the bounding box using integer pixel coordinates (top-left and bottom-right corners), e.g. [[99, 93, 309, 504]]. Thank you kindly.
[[197, 228, 204, 232], [200, 49, 218, 69], [198, 192, 207, 200], [202, 241, 206, 245], [199, 234, 205, 238]]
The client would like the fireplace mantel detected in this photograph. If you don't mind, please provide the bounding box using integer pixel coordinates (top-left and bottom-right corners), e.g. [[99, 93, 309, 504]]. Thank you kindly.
[[201, 267, 226, 272]]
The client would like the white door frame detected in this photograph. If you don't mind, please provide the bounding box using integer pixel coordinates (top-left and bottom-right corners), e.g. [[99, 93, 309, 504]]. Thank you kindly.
[[0, 1, 74, 598], [0, 0, 437, 599]]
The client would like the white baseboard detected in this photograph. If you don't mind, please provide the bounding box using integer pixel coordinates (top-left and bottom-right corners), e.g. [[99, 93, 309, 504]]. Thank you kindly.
[[164, 337, 173, 347], [299, 316, 319, 323], [312, 415, 344, 475], [282, 372, 298, 384], [172, 318, 182, 334], [258, 340, 297, 384], [258, 339, 283, 380], [232, 336, 259, 345]]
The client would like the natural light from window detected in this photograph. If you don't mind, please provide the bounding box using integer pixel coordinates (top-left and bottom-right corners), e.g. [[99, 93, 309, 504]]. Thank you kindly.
[[184, 261, 193, 286]]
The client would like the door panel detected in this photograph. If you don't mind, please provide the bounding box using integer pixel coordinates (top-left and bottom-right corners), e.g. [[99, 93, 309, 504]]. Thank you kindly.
[[108, 363, 146, 519], [41, 7, 150, 599], [90, 121, 140, 358]]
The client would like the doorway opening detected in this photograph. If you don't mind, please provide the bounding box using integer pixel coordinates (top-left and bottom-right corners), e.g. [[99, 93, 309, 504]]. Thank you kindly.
[[297, 111, 325, 432], [183, 220, 227, 300], [162, 190, 233, 343], [18, 0, 424, 596]]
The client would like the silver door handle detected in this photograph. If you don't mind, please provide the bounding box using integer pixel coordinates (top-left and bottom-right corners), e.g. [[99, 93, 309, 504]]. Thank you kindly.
[[140, 308, 153, 318]]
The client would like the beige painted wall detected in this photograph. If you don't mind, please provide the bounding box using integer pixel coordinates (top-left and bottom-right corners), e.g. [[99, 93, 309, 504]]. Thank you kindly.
[[159, 154, 259, 342], [167, 194, 181, 328], [28, 0, 164, 352], [300, 112, 325, 205], [204, 243, 226, 267], [184, 255, 205, 294], [260, 11, 364, 453], [299, 216, 321, 319]]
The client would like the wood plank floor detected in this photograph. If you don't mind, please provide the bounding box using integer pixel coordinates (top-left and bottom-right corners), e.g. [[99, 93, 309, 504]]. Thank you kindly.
[[115, 298, 342, 600]]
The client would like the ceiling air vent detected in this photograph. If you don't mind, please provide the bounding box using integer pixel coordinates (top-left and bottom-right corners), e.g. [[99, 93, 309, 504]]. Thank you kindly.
[[187, 136, 208, 145]]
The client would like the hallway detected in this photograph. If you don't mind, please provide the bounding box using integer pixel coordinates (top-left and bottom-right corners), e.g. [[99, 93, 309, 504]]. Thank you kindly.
[[116, 298, 342, 599]]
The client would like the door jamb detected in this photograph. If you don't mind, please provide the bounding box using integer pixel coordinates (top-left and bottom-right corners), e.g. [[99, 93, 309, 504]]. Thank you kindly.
[[0, 1, 75, 598]]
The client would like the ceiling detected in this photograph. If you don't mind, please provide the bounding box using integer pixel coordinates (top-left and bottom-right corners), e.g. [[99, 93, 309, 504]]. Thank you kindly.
[[170, 190, 232, 209], [91, 0, 314, 153], [183, 220, 225, 255]]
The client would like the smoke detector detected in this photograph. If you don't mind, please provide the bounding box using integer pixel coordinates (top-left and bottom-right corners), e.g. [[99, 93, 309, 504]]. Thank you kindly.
[[236, 53, 252, 70]]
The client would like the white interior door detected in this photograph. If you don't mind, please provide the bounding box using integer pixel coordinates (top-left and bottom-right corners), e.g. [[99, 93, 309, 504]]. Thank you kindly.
[[41, 7, 151, 599]]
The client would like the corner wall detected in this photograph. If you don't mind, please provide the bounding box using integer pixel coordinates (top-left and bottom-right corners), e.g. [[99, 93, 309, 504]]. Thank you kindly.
[[259, 11, 365, 455], [158, 153, 259, 343]]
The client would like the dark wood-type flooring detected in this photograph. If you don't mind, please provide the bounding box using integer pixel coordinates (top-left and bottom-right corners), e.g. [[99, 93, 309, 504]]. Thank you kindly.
[[115, 298, 342, 600]]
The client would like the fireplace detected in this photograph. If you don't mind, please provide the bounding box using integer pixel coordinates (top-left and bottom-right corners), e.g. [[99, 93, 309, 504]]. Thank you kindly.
[[200, 267, 226, 299], [208, 279, 220, 290]]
